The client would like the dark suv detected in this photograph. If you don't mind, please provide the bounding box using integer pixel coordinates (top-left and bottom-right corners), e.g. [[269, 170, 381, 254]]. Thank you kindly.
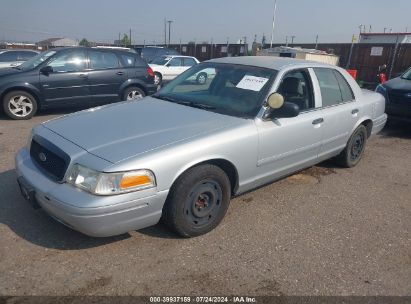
[[0, 47, 157, 120]]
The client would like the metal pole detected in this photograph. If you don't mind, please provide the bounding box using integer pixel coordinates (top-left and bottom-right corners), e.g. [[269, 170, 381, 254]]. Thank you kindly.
[[164, 18, 167, 46], [129, 28, 132, 46], [167, 20, 173, 46], [389, 34, 400, 79], [270, 0, 278, 48], [291, 35, 295, 45], [346, 34, 355, 69], [315, 34, 318, 49]]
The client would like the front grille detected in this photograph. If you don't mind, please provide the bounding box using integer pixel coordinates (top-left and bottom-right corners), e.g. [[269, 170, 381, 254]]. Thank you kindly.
[[30, 139, 69, 181], [388, 91, 411, 106]]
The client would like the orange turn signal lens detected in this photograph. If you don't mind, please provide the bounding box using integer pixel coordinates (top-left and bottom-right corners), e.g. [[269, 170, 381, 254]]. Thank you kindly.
[[120, 174, 152, 189]]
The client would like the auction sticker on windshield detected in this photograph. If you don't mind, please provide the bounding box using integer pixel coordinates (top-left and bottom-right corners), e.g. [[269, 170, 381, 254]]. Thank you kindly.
[[236, 75, 269, 92]]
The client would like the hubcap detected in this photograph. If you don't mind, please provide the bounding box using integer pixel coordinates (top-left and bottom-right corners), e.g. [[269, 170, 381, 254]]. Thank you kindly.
[[184, 180, 223, 227], [350, 132, 365, 161], [126, 90, 143, 101], [154, 74, 161, 85], [198, 75, 206, 84], [8, 95, 33, 117]]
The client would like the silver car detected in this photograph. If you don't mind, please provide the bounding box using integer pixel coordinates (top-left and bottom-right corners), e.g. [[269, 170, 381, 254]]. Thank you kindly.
[[0, 49, 39, 69], [15, 57, 387, 237]]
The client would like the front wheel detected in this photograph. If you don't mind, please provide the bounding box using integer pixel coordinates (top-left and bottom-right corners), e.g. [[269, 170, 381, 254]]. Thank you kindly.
[[336, 125, 368, 168], [122, 87, 145, 101], [196, 72, 208, 84], [3, 90, 38, 120], [162, 164, 231, 237]]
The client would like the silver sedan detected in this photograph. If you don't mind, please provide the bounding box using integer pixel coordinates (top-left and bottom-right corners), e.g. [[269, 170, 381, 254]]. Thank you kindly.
[[15, 57, 387, 237]]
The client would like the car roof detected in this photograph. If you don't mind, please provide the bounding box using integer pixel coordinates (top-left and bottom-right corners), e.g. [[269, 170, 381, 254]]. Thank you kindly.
[[159, 55, 195, 59], [207, 56, 333, 71], [0, 49, 39, 53], [42, 47, 137, 55]]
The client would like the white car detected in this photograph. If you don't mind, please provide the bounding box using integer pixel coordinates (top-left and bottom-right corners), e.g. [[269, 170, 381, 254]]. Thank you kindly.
[[149, 55, 201, 85], [0, 49, 39, 69]]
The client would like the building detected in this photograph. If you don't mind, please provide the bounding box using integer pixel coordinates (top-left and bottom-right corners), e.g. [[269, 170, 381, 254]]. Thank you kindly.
[[36, 37, 78, 49], [359, 32, 411, 44]]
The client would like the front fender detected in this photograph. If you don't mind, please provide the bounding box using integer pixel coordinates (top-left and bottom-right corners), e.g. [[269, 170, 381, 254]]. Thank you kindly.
[[0, 81, 42, 103]]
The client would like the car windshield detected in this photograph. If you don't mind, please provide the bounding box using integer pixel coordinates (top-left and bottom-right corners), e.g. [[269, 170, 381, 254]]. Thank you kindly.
[[150, 56, 170, 65], [18, 50, 56, 70], [401, 68, 411, 80], [153, 63, 277, 118]]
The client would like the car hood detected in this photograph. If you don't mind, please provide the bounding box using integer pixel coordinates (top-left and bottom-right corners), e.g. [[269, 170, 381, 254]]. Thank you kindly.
[[384, 77, 411, 91], [42, 97, 245, 164], [0, 67, 23, 77]]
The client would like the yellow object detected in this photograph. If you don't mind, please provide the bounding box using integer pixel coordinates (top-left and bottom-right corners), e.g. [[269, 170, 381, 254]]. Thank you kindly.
[[120, 174, 152, 189]]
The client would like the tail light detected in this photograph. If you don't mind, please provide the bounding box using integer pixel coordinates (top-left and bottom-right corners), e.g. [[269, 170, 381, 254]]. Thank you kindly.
[[146, 67, 155, 78]]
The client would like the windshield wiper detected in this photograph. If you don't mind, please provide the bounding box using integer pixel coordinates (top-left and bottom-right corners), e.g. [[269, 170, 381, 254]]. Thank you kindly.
[[188, 103, 216, 110]]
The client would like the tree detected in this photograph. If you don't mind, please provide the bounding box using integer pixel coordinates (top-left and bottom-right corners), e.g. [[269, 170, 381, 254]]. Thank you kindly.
[[79, 38, 90, 47], [121, 34, 130, 46]]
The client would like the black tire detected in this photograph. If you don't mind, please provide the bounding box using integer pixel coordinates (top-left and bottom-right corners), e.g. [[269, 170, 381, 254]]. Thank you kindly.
[[154, 72, 162, 86], [336, 125, 368, 168], [2, 90, 38, 120], [162, 164, 231, 238], [196, 72, 208, 84], [122, 87, 145, 101]]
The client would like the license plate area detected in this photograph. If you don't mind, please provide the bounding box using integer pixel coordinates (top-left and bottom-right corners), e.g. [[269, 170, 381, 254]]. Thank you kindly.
[[17, 176, 40, 209]]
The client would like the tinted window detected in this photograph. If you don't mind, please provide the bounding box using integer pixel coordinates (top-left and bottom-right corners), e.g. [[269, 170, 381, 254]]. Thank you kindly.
[[89, 50, 119, 69], [16, 51, 37, 61], [119, 53, 135, 67], [333, 70, 355, 102], [314, 68, 343, 107], [183, 58, 197, 67], [168, 57, 182, 67], [0, 51, 18, 62], [48, 50, 87, 72], [278, 69, 314, 110]]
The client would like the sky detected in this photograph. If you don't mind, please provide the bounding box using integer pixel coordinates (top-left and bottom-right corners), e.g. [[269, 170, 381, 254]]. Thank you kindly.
[[0, 0, 409, 45]]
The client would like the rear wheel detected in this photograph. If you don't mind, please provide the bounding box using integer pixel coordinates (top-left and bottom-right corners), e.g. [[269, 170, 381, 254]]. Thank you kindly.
[[196, 72, 208, 84], [154, 73, 162, 86], [3, 90, 37, 120], [122, 87, 145, 101], [336, 125, 368, 168], [162, 164, 231, 237]]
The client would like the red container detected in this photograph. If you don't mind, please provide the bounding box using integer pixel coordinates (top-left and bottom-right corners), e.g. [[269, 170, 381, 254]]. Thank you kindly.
[[346, 69, 358, 80]]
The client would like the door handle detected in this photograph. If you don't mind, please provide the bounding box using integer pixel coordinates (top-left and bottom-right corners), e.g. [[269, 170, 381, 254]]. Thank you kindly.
[[116, 71, 125, 75], [352, 109, 359, 115], [79, 73, 88, 79], [312, 118, 324, 125]]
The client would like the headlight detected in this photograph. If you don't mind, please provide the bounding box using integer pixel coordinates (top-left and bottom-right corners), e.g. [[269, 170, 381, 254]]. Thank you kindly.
[[66, 164, 156, 195]]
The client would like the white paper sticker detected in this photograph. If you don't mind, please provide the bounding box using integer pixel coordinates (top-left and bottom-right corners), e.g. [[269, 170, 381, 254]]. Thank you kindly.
[[236, 75, 269, 92]]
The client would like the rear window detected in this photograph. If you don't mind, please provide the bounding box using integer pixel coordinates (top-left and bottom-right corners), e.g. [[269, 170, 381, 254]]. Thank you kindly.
[[120, 53, 135, 67], [0, 51, 18, 62]]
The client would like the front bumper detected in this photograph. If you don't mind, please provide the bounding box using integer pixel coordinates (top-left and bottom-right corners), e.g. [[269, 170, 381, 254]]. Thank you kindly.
[[15, 148, 168, 237]]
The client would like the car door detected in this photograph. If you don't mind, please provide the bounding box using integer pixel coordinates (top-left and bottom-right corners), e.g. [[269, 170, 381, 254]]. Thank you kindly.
[[256, 69, 323, 181], [40, 49, 90, 107], [182, 57, 197, 72], [312, 68, 359, 159], [163, 57, 184, 80], [86, 49, 127, 104]]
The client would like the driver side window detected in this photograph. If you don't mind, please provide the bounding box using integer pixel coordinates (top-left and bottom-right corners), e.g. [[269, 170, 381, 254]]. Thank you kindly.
[[48, 50, 87, 73], [277, 69, 314, 111]]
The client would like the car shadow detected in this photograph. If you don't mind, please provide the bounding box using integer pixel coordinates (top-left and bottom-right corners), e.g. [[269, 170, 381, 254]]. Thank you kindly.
[[0, 169, 130, 250], [379, 120, 411, 139]]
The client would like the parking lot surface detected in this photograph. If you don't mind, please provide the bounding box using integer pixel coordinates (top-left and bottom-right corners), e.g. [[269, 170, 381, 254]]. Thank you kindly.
[[0, 110, 410, 296]]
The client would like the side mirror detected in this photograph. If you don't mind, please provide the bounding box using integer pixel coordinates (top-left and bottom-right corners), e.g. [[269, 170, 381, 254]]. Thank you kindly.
[[264, 93, 300, 119], [40, 66, 53, 75]]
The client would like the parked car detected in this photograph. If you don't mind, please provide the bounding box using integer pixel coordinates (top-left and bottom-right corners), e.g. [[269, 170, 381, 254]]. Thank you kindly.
[[0, 47, 157, 120], [134, 46, 180, 63], [16, 57, 387, 237], [149, 55, 200, 85], [376, 67, 411, 122], [0, 49, 39, 69]]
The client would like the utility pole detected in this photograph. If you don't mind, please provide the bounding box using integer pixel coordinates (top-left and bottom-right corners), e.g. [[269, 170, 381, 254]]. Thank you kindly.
[[315, 34, 319, 49], [285, 36, 288, 47], [129, 28, 132, 46], [118, 33, 121, 46], [167, 20, 173, 46], [164, 18, 167, 46], [291, 35, 296, 45], [270, 0, 278, 48]]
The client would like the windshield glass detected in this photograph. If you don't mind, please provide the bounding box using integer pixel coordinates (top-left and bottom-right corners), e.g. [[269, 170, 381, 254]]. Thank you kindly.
[[401, 67, 411, 80], [150, 56, 170, 65], [18, 50, 56, 70], [153, 63, 277, 118]]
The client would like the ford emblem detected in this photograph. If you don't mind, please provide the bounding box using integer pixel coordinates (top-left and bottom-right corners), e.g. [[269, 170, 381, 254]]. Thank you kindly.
[[38, 152, 47, 162]]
